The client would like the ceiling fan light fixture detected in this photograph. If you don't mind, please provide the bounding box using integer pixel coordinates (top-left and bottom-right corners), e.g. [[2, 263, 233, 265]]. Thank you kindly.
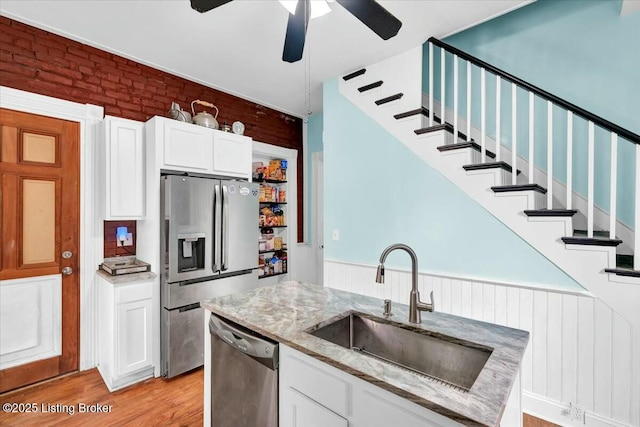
[[279, 0, 331, 19]]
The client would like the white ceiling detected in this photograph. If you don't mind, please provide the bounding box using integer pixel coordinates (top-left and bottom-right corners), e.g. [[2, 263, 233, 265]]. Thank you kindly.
[[0, 0, 530, 117]]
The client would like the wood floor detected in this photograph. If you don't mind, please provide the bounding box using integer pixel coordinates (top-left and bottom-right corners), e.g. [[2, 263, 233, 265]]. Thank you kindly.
[[0, 368, 203, 426], [1, 368, 557, 427]]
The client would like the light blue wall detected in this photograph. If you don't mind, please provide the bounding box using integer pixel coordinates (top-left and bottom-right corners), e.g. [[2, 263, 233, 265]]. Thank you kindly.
[[323, 77, 583, 291], [306, 113, 324, 243], [422, 0, 638, 227]]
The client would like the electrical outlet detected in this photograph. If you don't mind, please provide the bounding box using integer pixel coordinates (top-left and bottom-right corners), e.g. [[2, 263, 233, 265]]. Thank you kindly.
[[332, 229, 339, 241], [117, 232, 134, 247], [565, 402, 585, 423]]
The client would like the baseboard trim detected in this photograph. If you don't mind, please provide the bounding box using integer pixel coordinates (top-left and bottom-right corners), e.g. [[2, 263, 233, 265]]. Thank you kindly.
[[523, 391, 633, 427]]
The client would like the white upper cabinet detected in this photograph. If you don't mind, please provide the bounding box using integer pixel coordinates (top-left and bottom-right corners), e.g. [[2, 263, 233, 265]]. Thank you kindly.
[[162, 119, 212, 172], [102, 116, 145, 219], [149, 116, 252, 178], [212, 131, 252, 179]]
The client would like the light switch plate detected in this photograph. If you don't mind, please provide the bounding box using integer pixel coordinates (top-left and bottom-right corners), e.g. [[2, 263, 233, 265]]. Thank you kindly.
[[332, 229, 339, 241]]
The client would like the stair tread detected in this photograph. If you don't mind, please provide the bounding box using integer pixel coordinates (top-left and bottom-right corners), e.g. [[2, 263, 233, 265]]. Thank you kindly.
[[375, 93, 403, 105], [604, 267, 640, 278], [561, 236, 623, 247], [343, 68, 366, 81], [394, 107, 429, 120], [524, 209, 578, 217], [492, 184, 547, 194], [437, 142, 495, 159], [415, 123, 453, 135], [463, 161, 522, 175], [358, 80, 383, 92], [414, 123, 473, 142]]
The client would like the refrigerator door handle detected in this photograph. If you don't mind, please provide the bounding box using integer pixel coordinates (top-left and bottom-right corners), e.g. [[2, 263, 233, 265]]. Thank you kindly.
[[213, 184, 222, 273], [221, 184, 229, 271]]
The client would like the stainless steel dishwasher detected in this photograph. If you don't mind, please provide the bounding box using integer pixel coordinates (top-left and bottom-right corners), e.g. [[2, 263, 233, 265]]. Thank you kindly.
[[209, 314, 278, 427]]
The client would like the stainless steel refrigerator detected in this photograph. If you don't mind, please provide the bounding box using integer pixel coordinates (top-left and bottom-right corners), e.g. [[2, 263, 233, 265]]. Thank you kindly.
[[160, 174, 259, 378]]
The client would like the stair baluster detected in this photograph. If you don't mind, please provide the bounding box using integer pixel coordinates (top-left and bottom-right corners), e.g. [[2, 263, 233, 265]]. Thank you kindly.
[[496, 75, 501, 162], [566, 111, 573, 209], [587, 121, 595, 238], [466, 61, 472, 142], [441, 48, 446, 125], [609, 133, 618, 240], [547, 100, 554, 209], [429, 42, 434, 127], [481, 68, 487, 163], [511, 83, 518, 186], [528, 92, 535, 185], [453, 54, 459, 143]]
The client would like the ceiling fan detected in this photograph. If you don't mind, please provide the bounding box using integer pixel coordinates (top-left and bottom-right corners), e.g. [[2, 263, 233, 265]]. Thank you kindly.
[[190, 0, 402, 63]]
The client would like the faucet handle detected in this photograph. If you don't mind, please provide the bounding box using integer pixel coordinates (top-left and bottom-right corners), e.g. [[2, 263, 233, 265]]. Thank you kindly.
[[383, 299, 392, 317], [428, 291, 435, 312]]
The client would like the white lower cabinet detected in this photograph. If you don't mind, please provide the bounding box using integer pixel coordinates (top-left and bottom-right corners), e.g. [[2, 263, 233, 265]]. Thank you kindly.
[[97, 272, 156, 391], [279, 345, 464, 427], [281, 386, 349, 427]]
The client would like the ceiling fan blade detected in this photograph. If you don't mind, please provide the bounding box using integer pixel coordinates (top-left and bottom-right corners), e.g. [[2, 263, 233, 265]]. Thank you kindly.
[[282, 0, 311, 63], [336, 0, 402, 40], [190, 0, 234, 13]]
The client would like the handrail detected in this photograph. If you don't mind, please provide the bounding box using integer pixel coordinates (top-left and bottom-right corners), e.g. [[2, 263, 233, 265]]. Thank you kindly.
[[428, 37, 640, 144]]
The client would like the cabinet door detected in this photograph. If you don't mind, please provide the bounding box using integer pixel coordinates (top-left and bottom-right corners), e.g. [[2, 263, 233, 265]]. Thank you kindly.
[[106, 118, 145, 219], [116, 298, 153, 377], [163, 120, 213, 172], [281, 387, 348, 427], [212, 132, 251, 178]]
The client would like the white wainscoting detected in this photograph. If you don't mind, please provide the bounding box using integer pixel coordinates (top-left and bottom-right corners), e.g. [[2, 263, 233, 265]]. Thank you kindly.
[[324, 259, 639, 427], [0, 274, 62, 370]]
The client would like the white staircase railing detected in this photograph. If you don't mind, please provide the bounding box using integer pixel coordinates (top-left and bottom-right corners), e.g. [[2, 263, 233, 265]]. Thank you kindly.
[[427, 38, 640, 270]]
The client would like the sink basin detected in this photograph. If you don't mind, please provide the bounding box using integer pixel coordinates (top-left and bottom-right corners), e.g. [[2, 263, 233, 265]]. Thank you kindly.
[[306, 312, 492, 391]]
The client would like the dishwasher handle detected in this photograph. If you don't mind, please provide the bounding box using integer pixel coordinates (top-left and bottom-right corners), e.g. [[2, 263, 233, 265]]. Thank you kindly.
[[209, 314, 278, 366]]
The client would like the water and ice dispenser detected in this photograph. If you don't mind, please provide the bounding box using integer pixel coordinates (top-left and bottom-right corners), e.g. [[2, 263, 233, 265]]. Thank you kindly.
[[177, 233, 205, 273]]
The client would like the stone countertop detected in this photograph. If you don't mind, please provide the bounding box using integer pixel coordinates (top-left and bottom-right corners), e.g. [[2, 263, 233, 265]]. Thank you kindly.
[[202, 281, 529, 427], [96, 269, 157, 284]]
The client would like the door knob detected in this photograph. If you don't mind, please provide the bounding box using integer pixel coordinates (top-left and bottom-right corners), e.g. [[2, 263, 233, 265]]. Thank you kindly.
[[62, 251, 73, 259], [62, 266, 73, 276]]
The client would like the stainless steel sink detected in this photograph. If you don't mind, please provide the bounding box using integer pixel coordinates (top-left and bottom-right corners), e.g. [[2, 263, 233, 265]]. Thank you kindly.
[[306, 312, 493, 391]]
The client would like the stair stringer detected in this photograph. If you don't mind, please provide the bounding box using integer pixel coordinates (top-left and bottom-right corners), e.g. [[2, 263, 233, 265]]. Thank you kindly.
[[339, 68, 640, 333]]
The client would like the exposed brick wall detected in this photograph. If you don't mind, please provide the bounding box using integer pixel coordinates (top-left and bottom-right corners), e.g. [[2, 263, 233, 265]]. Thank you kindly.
[[0, 16, 304, 242]]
